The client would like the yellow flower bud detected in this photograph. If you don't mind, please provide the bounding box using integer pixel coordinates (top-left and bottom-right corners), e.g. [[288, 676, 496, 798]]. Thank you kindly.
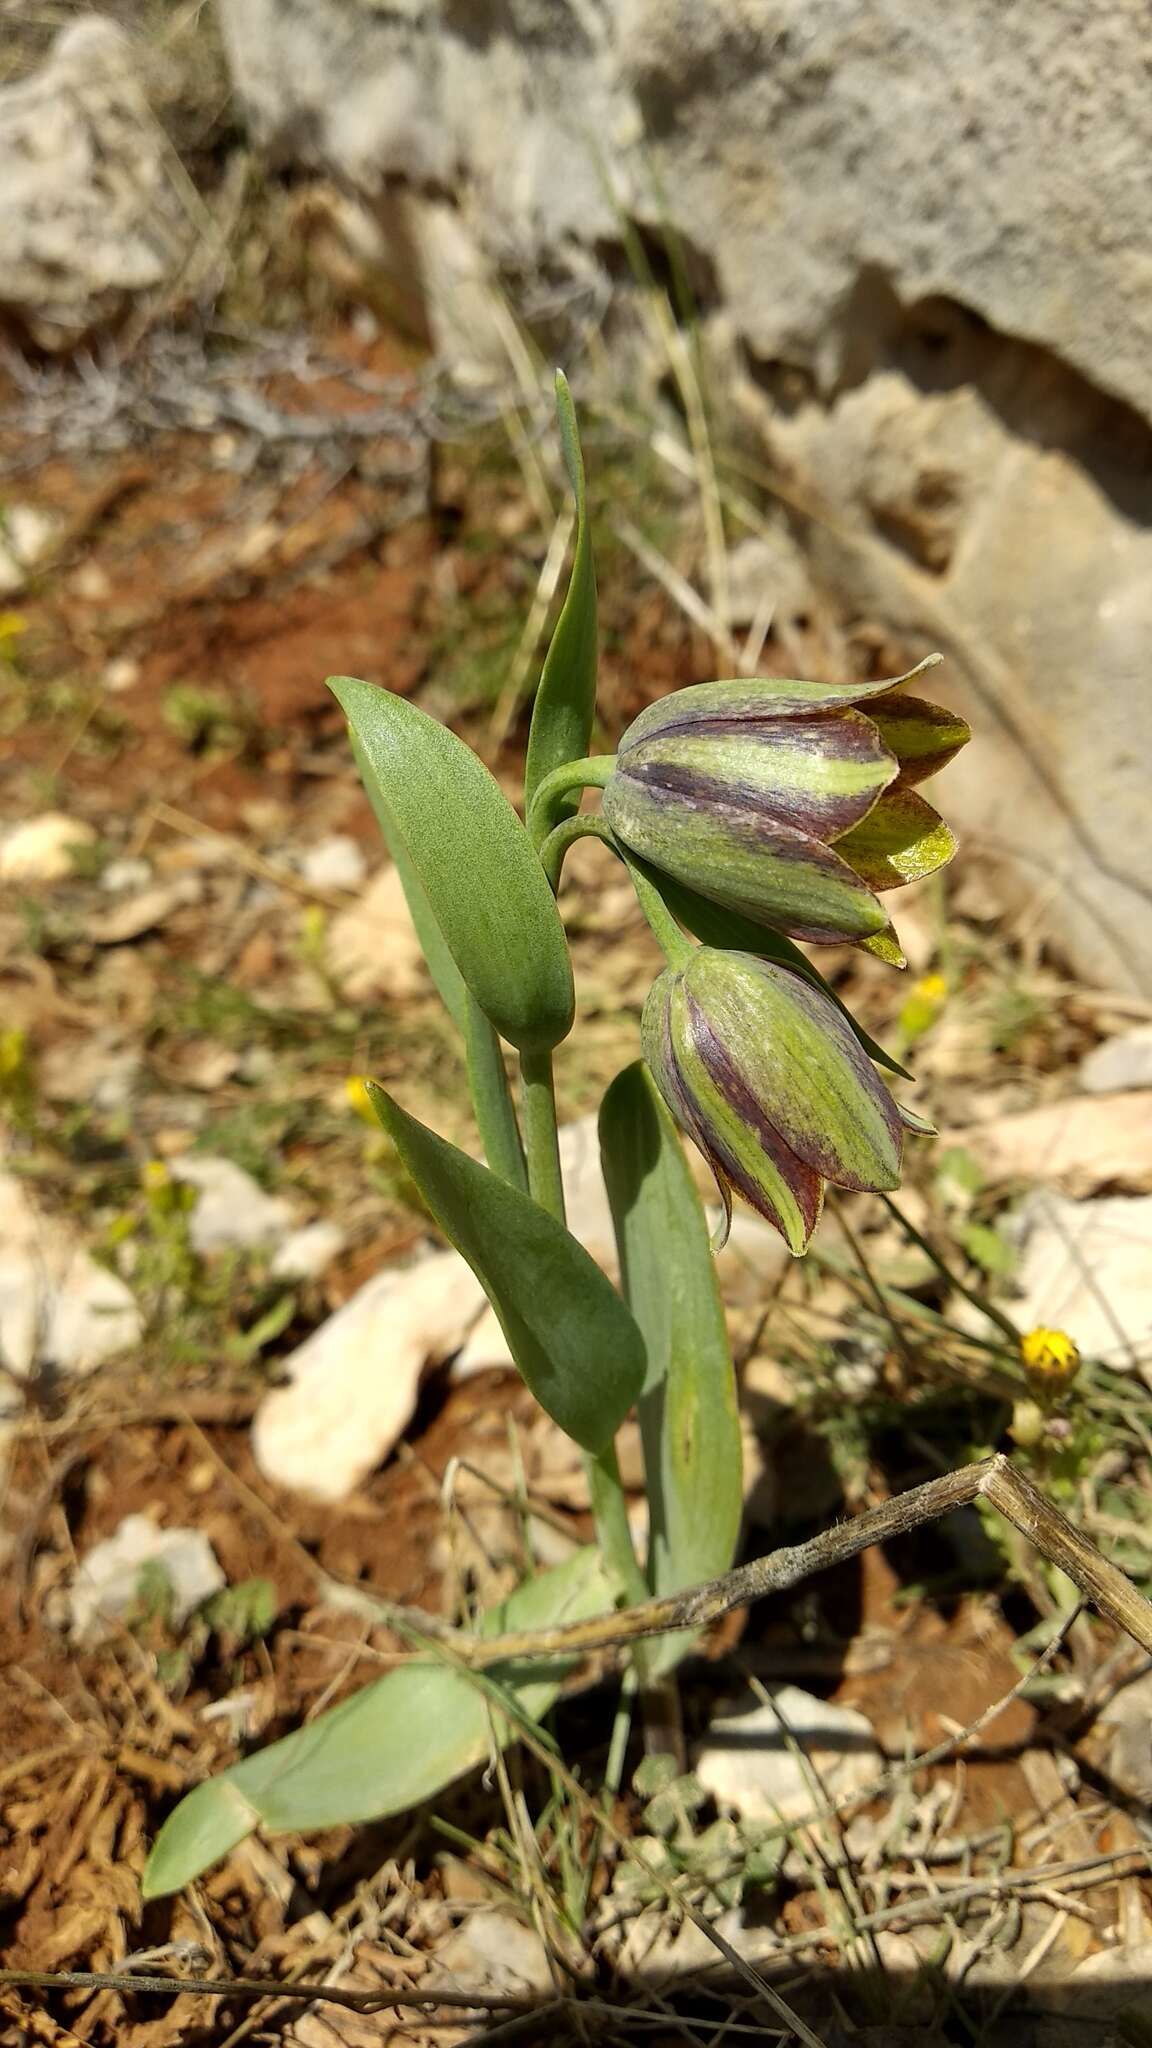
[[1020, 1326, 1080, 1393]]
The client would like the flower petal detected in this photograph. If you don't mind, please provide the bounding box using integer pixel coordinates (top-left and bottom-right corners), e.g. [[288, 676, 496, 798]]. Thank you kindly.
[[603, 773, 889, 943], [832, 789, 958, 892], [620, 656, 944, 742], [866, 693, 970, 788], [855, 921, 907, 968], [683, 952, 905, 1194], [616, 708, 898, 843], [641, 970, 824, 1254]]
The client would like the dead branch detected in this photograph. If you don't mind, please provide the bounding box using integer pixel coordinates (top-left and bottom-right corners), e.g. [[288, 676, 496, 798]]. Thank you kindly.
[[452, 1454, 1152, 1668]]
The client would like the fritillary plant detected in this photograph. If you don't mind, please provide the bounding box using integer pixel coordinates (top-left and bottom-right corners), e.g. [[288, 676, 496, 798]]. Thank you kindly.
[[143, 376, 968, 1899]]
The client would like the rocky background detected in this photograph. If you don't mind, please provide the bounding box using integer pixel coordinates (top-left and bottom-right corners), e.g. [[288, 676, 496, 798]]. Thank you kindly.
[[5, 0, 1150, 989], [5, 11, 1152, 2042]]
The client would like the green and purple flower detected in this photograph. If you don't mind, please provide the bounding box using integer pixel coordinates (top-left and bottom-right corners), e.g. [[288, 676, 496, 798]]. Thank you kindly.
[[603, 663, 968, 961], [643, 946, 923, 1253]]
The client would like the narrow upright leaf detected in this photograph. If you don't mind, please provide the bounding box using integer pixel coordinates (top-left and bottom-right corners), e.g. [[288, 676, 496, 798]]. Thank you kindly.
[[523, 371, 598, 816], [332, 677, 574, 1052], [369, 1083, 645, 1452], [142, 1545, 613, 1898], [599, 1062, 742, 1674]]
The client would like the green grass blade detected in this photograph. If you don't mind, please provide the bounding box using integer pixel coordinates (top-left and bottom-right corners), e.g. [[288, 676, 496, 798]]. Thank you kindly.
[[523, 372, 598, 816]]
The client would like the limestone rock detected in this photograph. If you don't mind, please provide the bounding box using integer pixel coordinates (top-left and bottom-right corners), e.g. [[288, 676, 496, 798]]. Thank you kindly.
[[0, 813, 96, 883], [252, 1248, 487, 1499], [0, 1171, 142, 1385], [1010, 1189, 1152, 1379], [66, 1514, 225, 1644], [170, 1157, 295, 1256], [1080, 1028, 1152, 1096], [694, 1684, 878, 1824], [214, 0, 1152, 990], [0, 21, 196, 349]]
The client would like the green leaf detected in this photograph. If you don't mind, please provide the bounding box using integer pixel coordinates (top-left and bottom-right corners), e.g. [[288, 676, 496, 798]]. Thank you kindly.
[[599, 1063, 742, 1676], [368, 1083, 645, 1452], [645, 868, 914, 1082], [350, 729, 468, 1034], [142, 1546, 613, 1898], [523, 371, 598, 817], [332, 677, 574, 1052]]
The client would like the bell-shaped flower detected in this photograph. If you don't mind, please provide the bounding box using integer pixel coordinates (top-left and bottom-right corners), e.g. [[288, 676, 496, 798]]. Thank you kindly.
[[602, 663, 968, 958], [643, 946, 923, 1253]]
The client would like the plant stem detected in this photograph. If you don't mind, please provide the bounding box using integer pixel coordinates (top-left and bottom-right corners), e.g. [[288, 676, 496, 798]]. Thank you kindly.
[[519, 1048, 566, 1221], [518, 1044, 648, 1640], [539, 811, 619, 892], [465, 997, 526, 1191], [621, 852, 695, 968], [527, 754, 615, 848]]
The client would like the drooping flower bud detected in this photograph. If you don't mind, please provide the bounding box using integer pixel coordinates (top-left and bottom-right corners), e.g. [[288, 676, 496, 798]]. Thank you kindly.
[[602, 665, 968, 955], [642, 946, 918, 1254]]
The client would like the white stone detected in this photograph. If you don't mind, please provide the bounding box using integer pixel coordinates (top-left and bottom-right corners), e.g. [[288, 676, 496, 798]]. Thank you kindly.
[[67, 1514, 225, 1644], [0, 20, 195, 349], [694, 1685, 878, 1824], [252, 1248, 487, 1499], [270, 1221, 346, 1283], [0, 506, 59, 595], [430, 1909, 553, 1997], [170, 1157, 295, 1256], [0, 813, 96, 883], [1080, 1029, 1152, 1096], [0, 1172, 142, 1382], [1010, 1189, 1152, 1378], [299, 834, 367, 893], [101, 857, 153, 894]]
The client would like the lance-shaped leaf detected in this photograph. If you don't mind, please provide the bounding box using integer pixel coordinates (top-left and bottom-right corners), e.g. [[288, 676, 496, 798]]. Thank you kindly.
[[368, 1083, 645, 1451], [599, 1063, 742, 1676], [331, 676, 574, 1052], [524, 371, 598, 818], [142, 1545, 612, 1898]]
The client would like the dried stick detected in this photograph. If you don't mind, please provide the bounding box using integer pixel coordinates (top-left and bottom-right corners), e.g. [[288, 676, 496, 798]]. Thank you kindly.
[[453, 1454, 1152, 1667]]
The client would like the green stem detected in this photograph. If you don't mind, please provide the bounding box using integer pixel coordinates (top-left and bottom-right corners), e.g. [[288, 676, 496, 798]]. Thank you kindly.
[[518, 1043, 648, 1646], [519, 1048, 566, 1223], [620, 852, 695, 968], [465, 997, 526, 1191], [527, 754, 615, 849], [585, 1440, 652, 1670], [878, 1191, 1022, 1348], [539, 811, 619, 892]]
